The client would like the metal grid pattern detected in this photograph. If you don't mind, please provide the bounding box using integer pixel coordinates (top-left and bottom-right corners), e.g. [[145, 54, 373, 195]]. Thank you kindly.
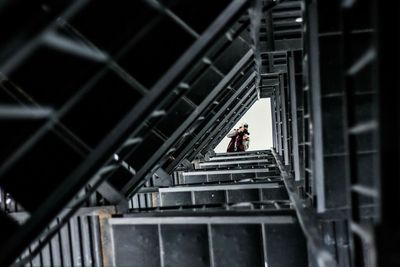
[[268, 0, 396, 266], [0, 1, 258, 265], [16, 215, 104, 267]]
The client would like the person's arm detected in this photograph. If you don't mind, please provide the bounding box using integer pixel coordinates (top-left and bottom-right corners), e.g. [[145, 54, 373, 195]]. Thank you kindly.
[[243, 135, 250, 150], [226, 129, 238, 138]]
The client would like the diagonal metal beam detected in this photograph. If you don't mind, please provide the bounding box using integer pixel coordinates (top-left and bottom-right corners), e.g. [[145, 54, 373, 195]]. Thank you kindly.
[[0, 105, 53, 119], [108, 50, 254, 198], [168, 90, 256, 172], [202, 85, 260, 153], [173, 80, 257, 169], [199, 100, 255, 154], [189, 94, 257, 159], [166, 79, 257, 172], [200, 93, 258, 156], [130, 72, 256, 192], [42, 32, 109, 63], [0, 0, 91, 75], [0, 2, 250, 266]]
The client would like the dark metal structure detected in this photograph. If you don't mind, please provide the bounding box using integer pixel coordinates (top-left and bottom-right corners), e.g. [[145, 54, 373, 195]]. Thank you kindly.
[[0, 0, 398, 266]]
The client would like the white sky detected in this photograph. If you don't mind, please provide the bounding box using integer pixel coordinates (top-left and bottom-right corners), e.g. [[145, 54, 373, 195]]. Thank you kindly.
[[214, 98, 273, 153]]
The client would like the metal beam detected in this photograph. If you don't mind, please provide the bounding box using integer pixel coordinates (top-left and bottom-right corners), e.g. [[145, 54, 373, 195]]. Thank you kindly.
[[271, 92, 277, 150], [375, 1, 400, 266], [42, 32, 109, 62], [192, 94, 257, 160], [199, 159, 272, 166], [204, 96, 258, 154], [120, 50, 254, 197], [109, 215, 296, 225], [183, 168, 272, 176], [307, 0, 325, 213], [272, 149, 337, 267], [0, 3, 251, 265], [198, 89, 261, 156], [214, 151, 272, 156], [279, 73, 290, 165], [274, 86, 283, 156], [158, 182, 282, 193], [0, 0, 91, 75], [288, 53, 301, 181], [0, 105, 53, 119], [165, 75, 256, 172]]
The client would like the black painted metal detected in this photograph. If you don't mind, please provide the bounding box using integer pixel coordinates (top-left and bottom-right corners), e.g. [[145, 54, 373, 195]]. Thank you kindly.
[[288, 51, 301, 181], [375, 1, 400, 266], [266, 0, 396, 265], [164, 76, 257, 173], [10, 207, 114, 267], [109, 150, 307, 267], [0, 1, 251, 265], [273, 149, 337, 267], [119, 49, 255, 198], [197, 94, 258, 158], [0, 0, 395, 266], [199, 95, 258, 157]]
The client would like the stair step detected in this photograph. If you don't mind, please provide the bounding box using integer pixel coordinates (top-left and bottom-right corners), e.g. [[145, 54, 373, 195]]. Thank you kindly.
[[108, 212, 307, 267], [209, 154, 273, 162], [183, 168, 274, 175], [199, 159, 274, 168], [129, 200, 292, 212], [273, 19, 303, 27], [194, 165, 278, 172], [181, 168, 279, 184], [273, 1, 302, 10], [196, 163, 277, 169], [134, 182, 289, 208], [176, 176, 283, 186], [272, 10, 302, 19], [213, 150, 272, 157]]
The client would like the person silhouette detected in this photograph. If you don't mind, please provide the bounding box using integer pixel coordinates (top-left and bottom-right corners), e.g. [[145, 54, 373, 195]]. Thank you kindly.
[[226, 122, 250, 152]]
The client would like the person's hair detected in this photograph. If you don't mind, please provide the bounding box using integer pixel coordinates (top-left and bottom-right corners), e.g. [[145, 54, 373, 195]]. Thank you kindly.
[[238, 128, 249, 135]]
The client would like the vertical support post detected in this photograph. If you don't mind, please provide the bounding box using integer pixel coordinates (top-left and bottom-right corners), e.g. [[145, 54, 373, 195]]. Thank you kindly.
[[375, 0, 400, 266], [280, 73, 290, 165], [265, 7, 275, 52], [271, 96, 277, 150], [289, 52, 301, 181], [307, 0, 325, 212], [275, 87, 283, 157], [99, 213, 116, 267]]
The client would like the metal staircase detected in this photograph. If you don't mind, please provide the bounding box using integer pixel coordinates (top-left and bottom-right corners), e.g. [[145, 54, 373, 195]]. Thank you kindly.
[[2, 0, 396, 266], [10, 150, 309, 267], [108, 150, 308, 267], [0, 1, 257, 265]]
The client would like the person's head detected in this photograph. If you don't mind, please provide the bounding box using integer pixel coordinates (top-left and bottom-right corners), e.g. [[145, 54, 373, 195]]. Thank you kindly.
[[238, 122, 249, 134]]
